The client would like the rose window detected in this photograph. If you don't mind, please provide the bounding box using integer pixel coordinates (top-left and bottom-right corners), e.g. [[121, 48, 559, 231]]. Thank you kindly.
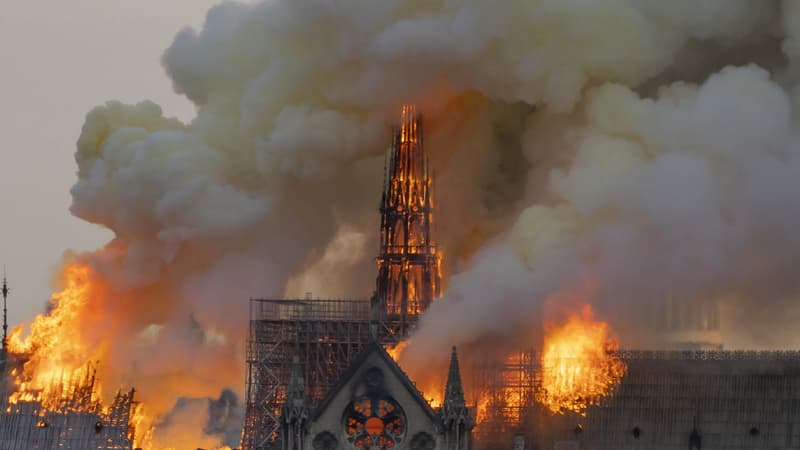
[[343, 396, 406, 450]]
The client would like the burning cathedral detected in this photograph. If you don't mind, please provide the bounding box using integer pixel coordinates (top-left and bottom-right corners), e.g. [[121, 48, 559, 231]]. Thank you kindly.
[[241, 105, 472, 450], [2, 104, 800, 450], [241, 106, 800, 450]]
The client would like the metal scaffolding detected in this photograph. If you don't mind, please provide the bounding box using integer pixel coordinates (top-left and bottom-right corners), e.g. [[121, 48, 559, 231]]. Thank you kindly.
[[241, 298, 395, 450], [466, 350, 539, 450]]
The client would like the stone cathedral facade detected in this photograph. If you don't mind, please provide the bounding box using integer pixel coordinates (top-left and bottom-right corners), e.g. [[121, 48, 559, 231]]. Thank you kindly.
[[279, 341, 473, 450]]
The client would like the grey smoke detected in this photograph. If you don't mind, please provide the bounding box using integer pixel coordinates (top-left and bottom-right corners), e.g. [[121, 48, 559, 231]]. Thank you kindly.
[[34, 0, 800, 445]]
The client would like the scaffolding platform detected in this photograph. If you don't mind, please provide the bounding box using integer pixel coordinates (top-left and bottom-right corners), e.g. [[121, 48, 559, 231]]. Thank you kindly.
[[242, 298, 397, 450]]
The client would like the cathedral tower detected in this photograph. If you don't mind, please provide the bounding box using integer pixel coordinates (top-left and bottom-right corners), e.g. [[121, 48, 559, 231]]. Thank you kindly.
[[374, 105, 441, 337]]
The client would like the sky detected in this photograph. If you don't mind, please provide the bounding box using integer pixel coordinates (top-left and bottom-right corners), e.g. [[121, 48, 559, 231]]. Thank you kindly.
[[0, 0, 225, 327]]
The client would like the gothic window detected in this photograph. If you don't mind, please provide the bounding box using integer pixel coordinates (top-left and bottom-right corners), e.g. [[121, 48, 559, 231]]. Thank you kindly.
[[343, 395, 406, 450], [313, 431, 338, 450], [410, 432, 435, 450]]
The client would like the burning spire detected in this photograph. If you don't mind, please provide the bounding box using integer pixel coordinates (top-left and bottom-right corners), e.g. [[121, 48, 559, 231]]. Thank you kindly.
[[375, 105, 441, 337]]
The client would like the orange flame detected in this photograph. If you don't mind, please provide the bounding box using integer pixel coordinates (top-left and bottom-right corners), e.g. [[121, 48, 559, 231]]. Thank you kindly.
[[386, 341, 408, 362], [7, 263, 102, 403], [132, 403, 155, 447], [539, 305, 626, 415], [5, 262, 155, 448], [470, 352, 529, 427], [400, 104, 418, 144], [387, 340, 443, 408]]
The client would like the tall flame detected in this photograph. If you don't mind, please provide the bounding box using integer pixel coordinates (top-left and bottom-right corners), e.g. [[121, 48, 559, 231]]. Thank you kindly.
[[5, 262, 155, 448], [8, 263, 99, 391], [539, 305, 626, 415]]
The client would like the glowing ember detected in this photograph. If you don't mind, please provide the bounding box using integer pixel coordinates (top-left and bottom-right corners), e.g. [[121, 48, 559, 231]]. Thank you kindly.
[[539, 305, 626, 415]]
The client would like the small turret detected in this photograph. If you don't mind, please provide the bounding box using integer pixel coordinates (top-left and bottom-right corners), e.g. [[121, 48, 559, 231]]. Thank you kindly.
[[280, 356, 308, 450], [442, 346, 473, 450], [444, 346, 466, 409]]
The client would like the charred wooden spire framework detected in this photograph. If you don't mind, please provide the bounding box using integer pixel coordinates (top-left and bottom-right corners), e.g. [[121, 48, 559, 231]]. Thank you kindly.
[[374, 104, 441, 338], [242, 106, 444, 449]]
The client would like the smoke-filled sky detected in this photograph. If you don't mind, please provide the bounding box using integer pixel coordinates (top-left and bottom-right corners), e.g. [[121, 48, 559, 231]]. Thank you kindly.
[[6, 0, 800, 447], [0, 0, 221, 326]]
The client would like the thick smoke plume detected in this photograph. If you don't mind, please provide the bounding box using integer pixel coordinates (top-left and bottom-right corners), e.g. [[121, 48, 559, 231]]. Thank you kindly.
[[12, 0, 800, 446]]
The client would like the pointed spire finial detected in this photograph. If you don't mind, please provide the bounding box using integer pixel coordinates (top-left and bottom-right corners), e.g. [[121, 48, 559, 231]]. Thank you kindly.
[[441, 344, 473, 448], [444, 345, 465, 408], [2, 266, 8, 353]]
